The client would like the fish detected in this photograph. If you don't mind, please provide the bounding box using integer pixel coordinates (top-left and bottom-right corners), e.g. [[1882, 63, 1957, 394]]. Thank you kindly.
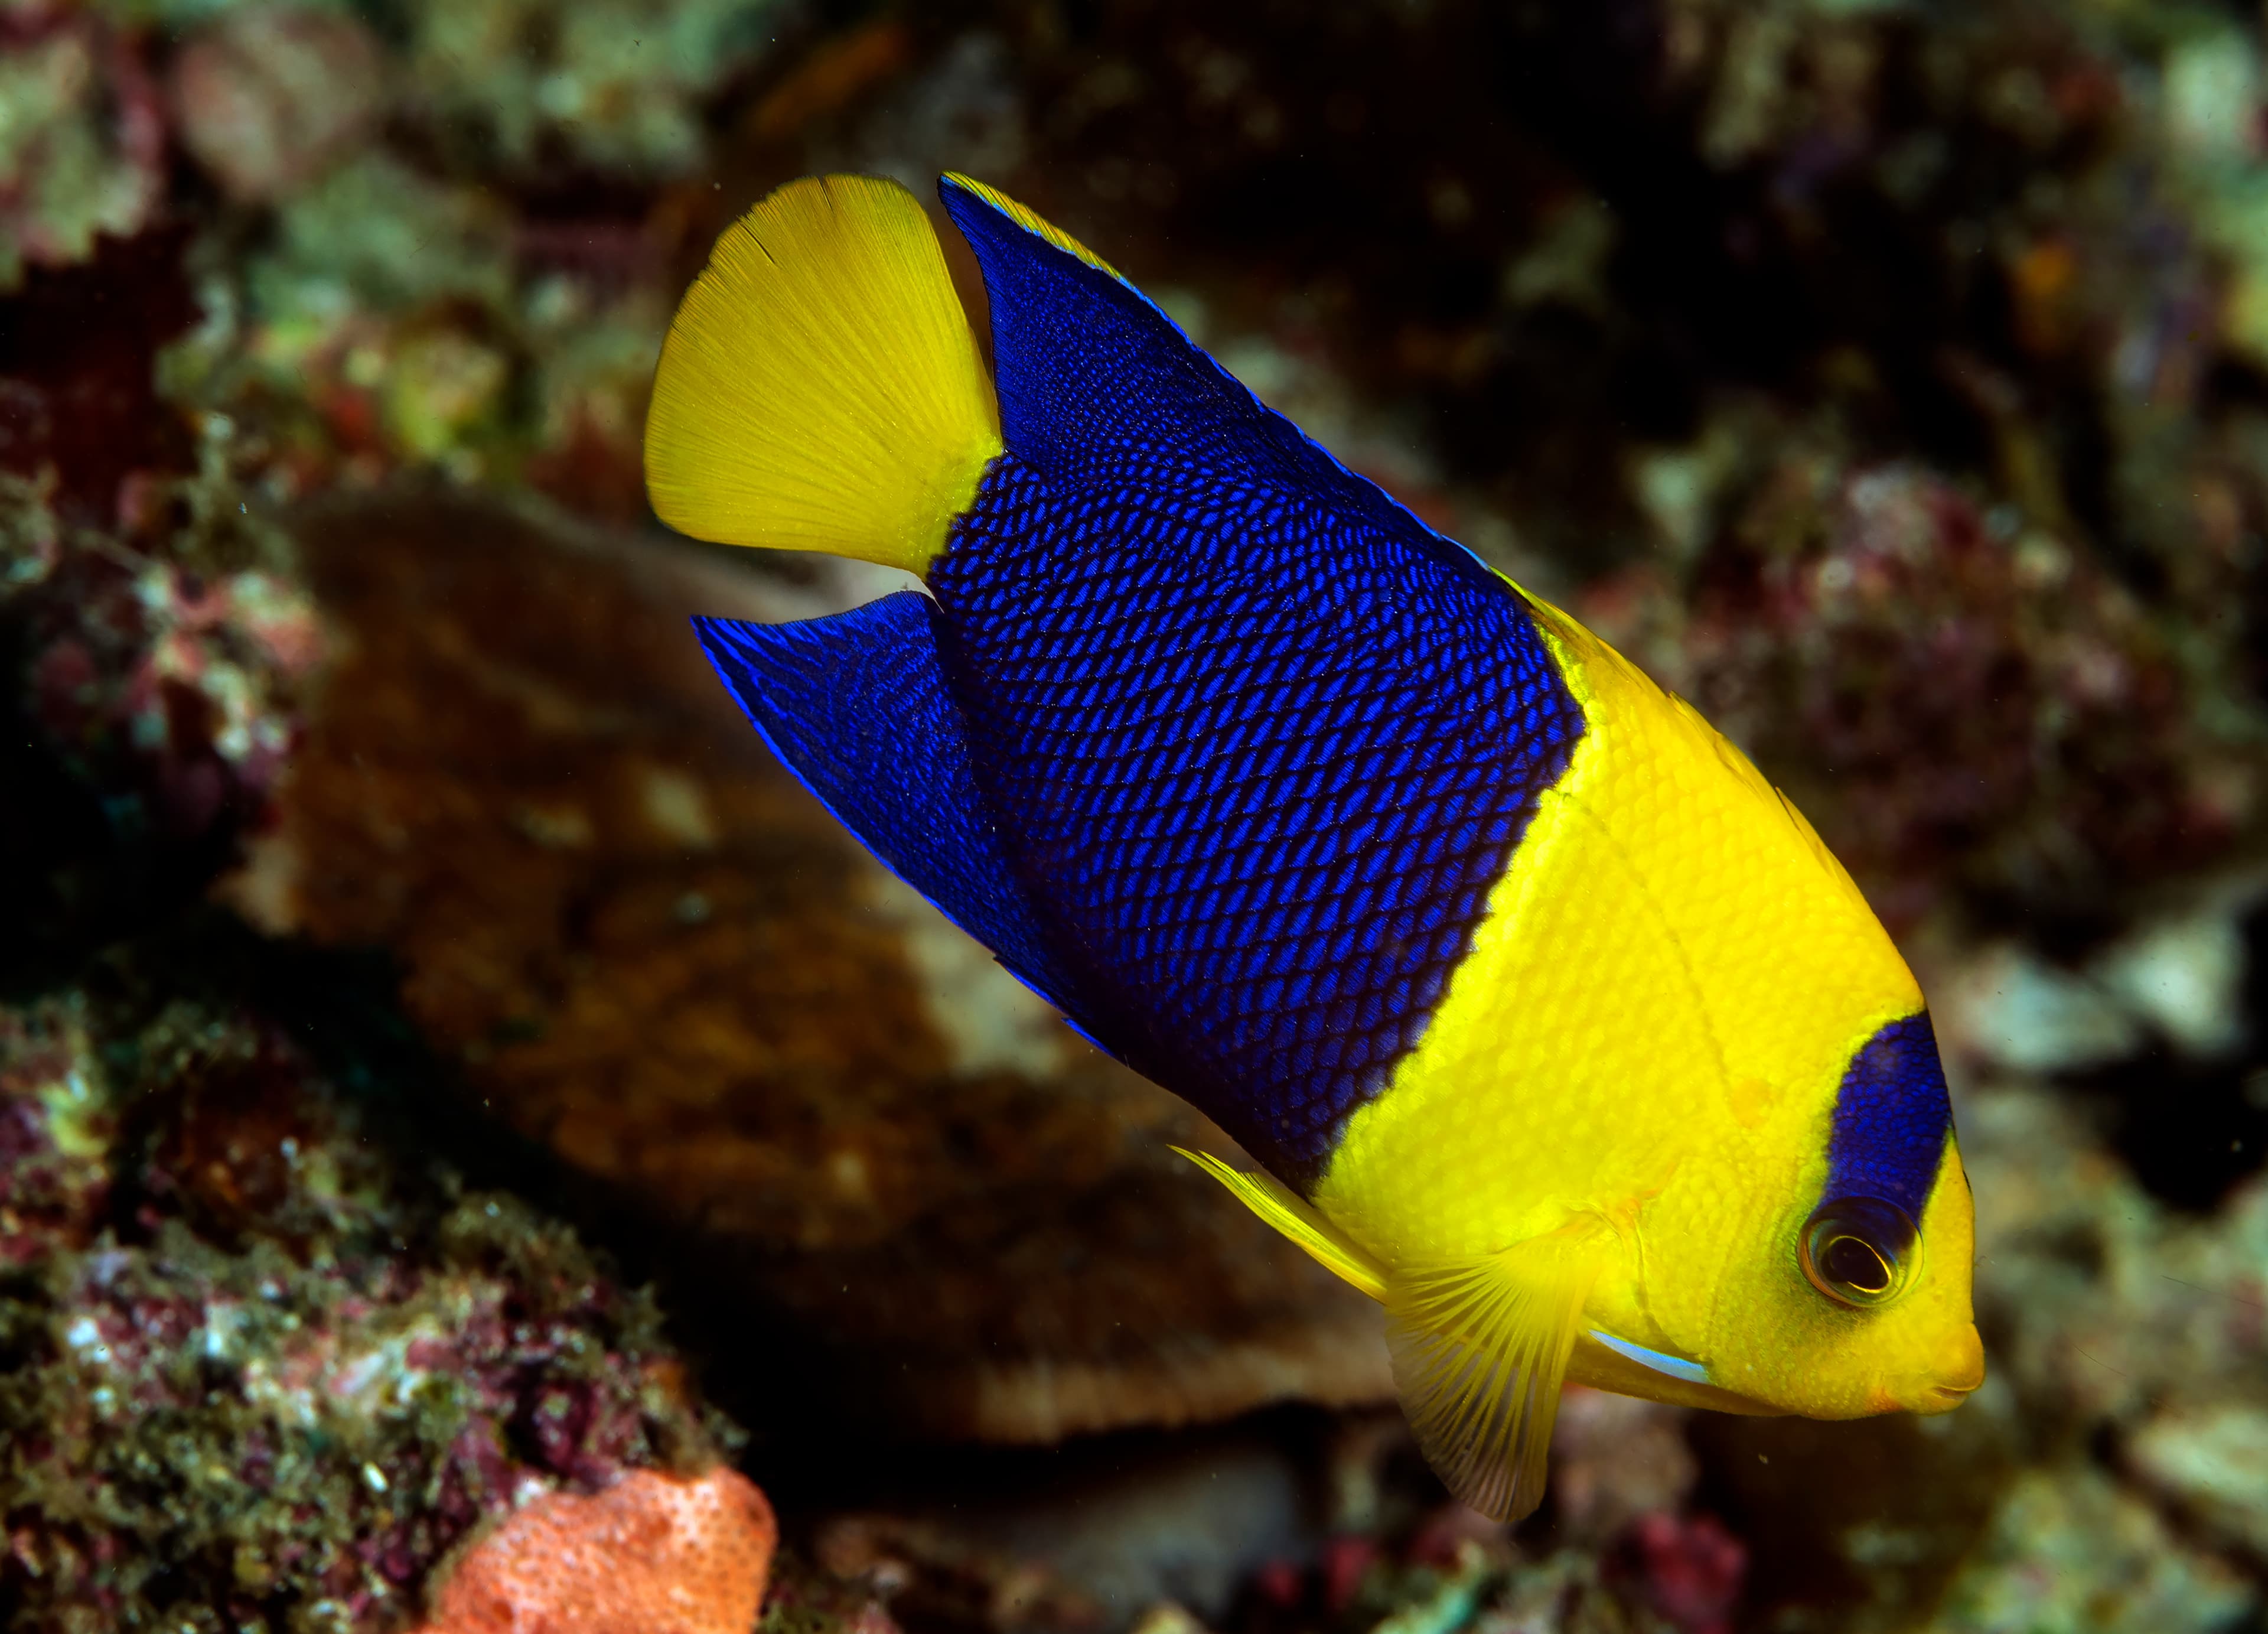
[[642, 172, 1984, 1521]]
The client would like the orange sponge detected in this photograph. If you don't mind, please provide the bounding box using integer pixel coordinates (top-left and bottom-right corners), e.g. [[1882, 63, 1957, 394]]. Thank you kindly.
[[421, 1468, 777, 1634]]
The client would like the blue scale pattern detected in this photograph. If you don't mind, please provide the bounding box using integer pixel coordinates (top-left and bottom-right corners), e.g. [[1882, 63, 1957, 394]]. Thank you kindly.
[[1820, 1013, 1954, 1239], [923, 181, 1588, 1187]]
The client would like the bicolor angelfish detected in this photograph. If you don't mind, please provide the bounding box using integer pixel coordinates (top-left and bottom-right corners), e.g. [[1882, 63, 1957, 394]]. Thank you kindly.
[[643, 174, 1983, 1521]]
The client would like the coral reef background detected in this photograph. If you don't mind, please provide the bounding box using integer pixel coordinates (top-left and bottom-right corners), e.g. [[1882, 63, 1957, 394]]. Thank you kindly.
[[4, 1, 2268, 1632]]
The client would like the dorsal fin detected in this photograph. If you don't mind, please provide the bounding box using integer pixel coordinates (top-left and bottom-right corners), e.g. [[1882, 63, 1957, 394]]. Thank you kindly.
[[937, 173, 1403, 529]]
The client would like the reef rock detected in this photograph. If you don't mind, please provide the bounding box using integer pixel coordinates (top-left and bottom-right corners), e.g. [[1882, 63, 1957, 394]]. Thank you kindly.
[[0, 10, 164, 292], [2129, 1402, 2268, 1560], [0, 986, 744, 1632], [170, 5, 388, 206], [1929, 1466, 2256, 1634], [224, 492, 1392, 1444]]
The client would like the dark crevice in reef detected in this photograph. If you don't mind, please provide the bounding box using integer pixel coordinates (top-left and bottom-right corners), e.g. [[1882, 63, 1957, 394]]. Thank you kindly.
[[2085, 901, 2268, 1213]]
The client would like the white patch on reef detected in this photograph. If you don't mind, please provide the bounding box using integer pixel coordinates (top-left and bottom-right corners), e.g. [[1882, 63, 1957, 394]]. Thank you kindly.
[[637, 764, 716, 849], [2164, 29, 2264, 164], [1935, 943, 2141, 1075], [2094, 909, 2249, 1059], [2131, 1403, 2268, 1557], [1935, 875, 2264, 1072]]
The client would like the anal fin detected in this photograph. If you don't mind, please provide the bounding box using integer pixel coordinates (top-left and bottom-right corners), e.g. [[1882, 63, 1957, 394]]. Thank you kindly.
[[695, 594, 1077, 1016], [1384, 1226, 1606, 1522]]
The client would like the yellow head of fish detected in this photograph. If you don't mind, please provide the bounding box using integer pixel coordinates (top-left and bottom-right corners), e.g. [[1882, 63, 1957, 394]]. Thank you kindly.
[[1188, 599, 1983, 1515]]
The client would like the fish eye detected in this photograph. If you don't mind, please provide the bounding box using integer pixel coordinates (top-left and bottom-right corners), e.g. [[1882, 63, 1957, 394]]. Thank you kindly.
[[1799, 1197, 1917, 1308]]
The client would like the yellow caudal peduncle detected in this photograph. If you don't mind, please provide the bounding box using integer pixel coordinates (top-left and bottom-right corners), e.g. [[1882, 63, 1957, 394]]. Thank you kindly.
[[644, 174, 1003, 574]]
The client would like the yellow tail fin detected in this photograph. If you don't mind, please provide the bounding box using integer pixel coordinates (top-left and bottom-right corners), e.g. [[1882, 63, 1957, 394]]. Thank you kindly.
[[644, 174, 1003, 573]]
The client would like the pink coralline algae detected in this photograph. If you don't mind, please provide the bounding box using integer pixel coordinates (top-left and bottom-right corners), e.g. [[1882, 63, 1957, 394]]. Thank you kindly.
[[418, 1467, 777, 1634], [0, 7, 167, 291], [169, 6, 387, 207], [1611, 1511, 1745, 1634]]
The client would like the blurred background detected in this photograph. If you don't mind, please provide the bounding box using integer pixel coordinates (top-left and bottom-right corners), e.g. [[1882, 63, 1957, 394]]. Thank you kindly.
[[4, 1, 2267, 1630]]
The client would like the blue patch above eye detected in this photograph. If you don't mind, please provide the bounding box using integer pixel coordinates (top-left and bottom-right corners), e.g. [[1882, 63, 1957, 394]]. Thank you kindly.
[[1820, 1013, 1954, 1238]]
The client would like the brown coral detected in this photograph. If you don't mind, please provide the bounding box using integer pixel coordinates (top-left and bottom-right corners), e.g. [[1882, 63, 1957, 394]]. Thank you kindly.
[[421, 1467, 777, 1634]]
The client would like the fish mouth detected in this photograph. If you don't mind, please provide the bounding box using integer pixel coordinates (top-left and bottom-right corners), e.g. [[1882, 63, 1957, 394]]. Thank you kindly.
[[1931, 1324, 1987, 1399], [1908, 1329, 1986, 1412]]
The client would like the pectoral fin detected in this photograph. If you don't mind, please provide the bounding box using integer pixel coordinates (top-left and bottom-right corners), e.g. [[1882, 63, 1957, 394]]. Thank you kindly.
[[1172, 1148, 1390, 1301], [1384, 1226, 1605, 1522]]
